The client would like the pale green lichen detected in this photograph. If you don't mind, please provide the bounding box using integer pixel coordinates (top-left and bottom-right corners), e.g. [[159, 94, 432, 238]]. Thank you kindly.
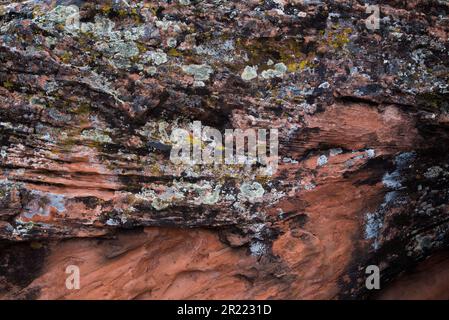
[[82, 16, 116, 38], [122, 26, 147, 42], [136, 181, 222, 210], [145, 66, 158, 75], [34, 5, 80, 34], [136, 187, 185, 210], [144, 50, 168, 65], [239, 182, 265, 200], [96, 39, 140, 69], [81, 129, 112, 143], [181, 64, 214, 81], [155, 19, 185, 32], [194, 184, 221, 205], [260, 63, 287, 79], [241, 65, 258, 81], [78, 15, 143, 69]]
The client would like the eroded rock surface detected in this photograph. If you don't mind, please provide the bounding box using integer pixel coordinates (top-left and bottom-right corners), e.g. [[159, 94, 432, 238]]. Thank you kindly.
[[0, 0, 448, 299]]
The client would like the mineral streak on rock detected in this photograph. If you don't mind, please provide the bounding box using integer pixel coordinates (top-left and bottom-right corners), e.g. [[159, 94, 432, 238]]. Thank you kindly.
[[0, 0, 448, 299]]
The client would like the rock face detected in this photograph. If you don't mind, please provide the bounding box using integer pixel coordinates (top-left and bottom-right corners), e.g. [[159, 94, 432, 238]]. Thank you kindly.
[[0, 0, 448, 299]]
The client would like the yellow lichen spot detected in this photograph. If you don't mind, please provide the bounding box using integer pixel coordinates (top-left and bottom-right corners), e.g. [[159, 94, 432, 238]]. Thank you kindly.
[[150, 164, 162, 175], [136, 42, 147, 53], [148, 6, 158, 16], [255, 175, 271, 185], [299, 60, 309, 70], [287, 59, 314, 73], [32, 6, 43, 18], [101, 4, 112, 14], [168, 48, 183, 57], [60, 51, 72, 63], [192, 137, 203, 146], [118, 9, 128, 17], [3, 80, 13, 89], [327, 27, 352, 49], [287, 63, 299, 72]]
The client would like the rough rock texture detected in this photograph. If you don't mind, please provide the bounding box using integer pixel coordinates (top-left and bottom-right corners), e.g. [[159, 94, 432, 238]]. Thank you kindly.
[[376, 251, 449, 300], [0, 0, 448, 299]]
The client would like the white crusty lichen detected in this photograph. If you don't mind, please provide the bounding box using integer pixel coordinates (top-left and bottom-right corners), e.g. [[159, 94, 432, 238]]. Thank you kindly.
[[250, 241, 267, 256], [366, 149, 376, 159], [365, 212, 382, 240], [106, 218, 120, 226], [317, 155, 328, 167], [365, 211, 383, 250], [318, 81, 330, 89], [330, 148, 343, 157], [424, 166, 443, 179], [382, 170, 402, 189], [382, 152, 416, 189]]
